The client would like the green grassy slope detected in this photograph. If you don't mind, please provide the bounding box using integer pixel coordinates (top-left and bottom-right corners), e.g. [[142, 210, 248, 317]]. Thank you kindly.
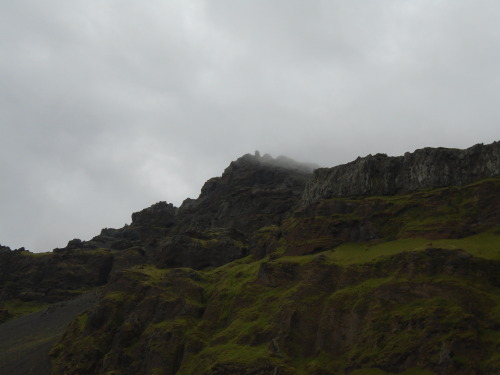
[[50, 228, 500, 374], [6, 177, 500, 374]]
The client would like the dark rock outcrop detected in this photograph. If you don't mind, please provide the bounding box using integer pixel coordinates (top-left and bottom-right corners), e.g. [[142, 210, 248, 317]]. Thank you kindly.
[[153, 228, 248, 269], [176, 153, 314, 234], [60, 205, 176, 253], [131, 201, 177, 227], [303, 141, 500, 202], [0, 248, 113, 304]]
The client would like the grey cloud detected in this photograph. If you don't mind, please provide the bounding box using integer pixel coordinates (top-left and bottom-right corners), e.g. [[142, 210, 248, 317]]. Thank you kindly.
[[1, 0, 499, 251]]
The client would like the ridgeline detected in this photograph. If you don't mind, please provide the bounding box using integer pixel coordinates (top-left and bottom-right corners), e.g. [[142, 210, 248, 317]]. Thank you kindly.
[[1, 142, 500, 375]]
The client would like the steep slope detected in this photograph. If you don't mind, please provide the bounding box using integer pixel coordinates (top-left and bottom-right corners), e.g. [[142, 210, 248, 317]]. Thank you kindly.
[[175, 152, 314, 233], [147, 152, 313, 270], [1, 143, 500, 375], [48, 244, 500, 375], [0, 153, 313, 322]]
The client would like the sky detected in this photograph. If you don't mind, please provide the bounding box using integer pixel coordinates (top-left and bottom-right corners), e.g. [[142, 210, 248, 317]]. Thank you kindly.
[[1, 0, 499, 252]]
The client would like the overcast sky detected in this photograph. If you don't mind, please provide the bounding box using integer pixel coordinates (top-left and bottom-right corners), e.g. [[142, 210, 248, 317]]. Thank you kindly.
[[1, 1, 499, 252]]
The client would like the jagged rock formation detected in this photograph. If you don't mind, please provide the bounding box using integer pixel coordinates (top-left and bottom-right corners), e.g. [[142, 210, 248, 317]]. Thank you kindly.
[[149, 153, 314, 269], [303, 142, 500, 202], [50, 153, 313, 270], [131, 201, 177, 226], [1, 143, 500, 375], [0, 248, 112, 306], [176, 152, 314, 233], [153, 228, 248, 269]]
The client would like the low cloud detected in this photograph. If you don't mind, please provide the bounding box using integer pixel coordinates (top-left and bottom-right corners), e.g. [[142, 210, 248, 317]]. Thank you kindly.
[[0, 0, 499, 251]]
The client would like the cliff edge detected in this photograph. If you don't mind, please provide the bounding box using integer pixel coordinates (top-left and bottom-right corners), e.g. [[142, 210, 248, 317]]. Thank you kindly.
[[303, 141, 500, 202]]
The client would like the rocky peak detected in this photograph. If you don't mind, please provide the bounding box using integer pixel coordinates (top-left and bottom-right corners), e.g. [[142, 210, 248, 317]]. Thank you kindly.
[[0, 244, 27, 253], [223, 151, 317, 176], [131, 201, 177, 226], [177, 152, 314, 233], [303, 141, 500, 202], [0, 245, 11, 253]]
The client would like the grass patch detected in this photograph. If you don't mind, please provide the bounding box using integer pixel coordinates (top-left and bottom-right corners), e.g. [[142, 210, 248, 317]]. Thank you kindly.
[[2, 299, 48, 319], [75, 312, 89, 331], [124, 265, 170, 284], [103, 291, 129, 302], [178, 343, 272, 374], [279, 228, 500, 266]]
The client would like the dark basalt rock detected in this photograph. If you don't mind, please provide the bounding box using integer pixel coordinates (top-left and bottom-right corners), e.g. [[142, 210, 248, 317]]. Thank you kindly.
[[131, 201, 177, 226], [0, 248, 113, 304], [153, 228, 248, 270], [52, 202, 177, 257], [176, 152, 314, 234], [303, 141, 500, 202]]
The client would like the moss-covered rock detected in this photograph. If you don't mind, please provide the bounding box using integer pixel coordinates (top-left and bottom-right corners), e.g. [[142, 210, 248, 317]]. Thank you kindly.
[[282, 178, 500, 256], [50, 247, 500, 375]]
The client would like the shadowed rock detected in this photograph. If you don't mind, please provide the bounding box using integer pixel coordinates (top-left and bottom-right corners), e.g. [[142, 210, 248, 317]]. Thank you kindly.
[[303, 141, 500, 202], [176, 153, 314, 234]]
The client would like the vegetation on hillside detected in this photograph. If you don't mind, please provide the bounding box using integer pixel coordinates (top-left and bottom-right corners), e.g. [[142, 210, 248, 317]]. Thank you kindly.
[[48, 177, 500, 374], [1, 150, 499, 374]]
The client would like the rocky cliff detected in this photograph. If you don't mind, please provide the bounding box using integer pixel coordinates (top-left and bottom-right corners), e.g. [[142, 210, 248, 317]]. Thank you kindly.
[[147, 152, 314, 269], [303, 141, 500, 202], [176, 152, 314, 233], [0, 153, 315, 312], [1, 143, 500, 375]]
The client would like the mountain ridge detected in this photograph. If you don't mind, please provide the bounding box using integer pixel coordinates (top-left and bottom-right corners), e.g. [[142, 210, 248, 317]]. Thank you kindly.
[[303, 141, 500, 202], [0, 141, 499, 375]]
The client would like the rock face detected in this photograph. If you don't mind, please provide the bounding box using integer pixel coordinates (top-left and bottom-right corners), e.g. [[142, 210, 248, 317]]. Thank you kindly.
[[303, 141, 500, 202], [283, 177, 500, 256], [131, 201, 177, 226], [49, 153, 314, 271], [153, 228, 248, 269], [0, 247, 113, 314], [2, 144, 500, 375], [176, 153, 314, 234], [141, 153, 314, 269]]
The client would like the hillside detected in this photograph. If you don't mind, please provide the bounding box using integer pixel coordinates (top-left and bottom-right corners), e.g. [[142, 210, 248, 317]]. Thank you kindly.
[[1, 143, 500, 375]]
